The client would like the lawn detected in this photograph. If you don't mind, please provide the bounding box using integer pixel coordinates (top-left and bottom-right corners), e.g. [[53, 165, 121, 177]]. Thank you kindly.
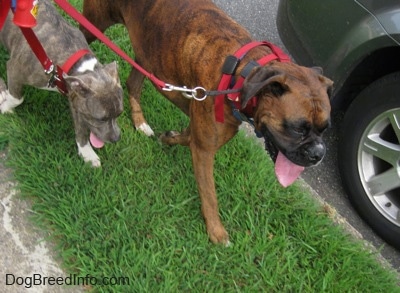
[[0, 0, 399, 292]]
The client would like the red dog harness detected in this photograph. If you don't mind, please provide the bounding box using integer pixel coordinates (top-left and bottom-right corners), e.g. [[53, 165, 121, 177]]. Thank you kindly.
[[215, 41, 291, 123], [18, 27, 91, 95], [3, 0, 91, 94]]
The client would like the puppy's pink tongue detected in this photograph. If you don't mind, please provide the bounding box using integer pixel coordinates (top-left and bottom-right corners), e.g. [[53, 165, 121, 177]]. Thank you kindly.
[[275, 152, 304, 187], [90, 132, 104, 149]]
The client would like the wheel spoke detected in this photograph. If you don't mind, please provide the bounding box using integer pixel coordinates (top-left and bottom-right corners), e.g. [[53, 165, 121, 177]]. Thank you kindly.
[[366, 168, 400, 196], [388, 111, 400, 143], [362, 134, 400, 166]]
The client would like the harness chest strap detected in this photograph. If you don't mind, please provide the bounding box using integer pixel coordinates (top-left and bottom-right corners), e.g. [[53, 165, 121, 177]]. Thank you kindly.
[[214, 41, 291, 123], [19, 26, 90, 94]]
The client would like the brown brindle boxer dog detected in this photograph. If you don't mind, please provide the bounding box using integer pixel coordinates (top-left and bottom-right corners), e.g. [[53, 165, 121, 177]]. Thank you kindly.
[[81, 0, 333, 245]]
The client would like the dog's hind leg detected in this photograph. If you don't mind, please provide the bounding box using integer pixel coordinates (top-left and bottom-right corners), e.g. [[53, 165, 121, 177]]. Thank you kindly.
[[127, 67, 155, 136]]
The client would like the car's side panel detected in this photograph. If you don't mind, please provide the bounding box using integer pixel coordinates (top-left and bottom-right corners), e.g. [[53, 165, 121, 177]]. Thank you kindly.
[[357, 0, 400, 44], [277, 0, 398, 97]]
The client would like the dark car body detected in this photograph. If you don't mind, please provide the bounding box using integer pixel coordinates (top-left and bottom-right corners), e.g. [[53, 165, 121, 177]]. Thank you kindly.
[[277, 0, 400, 250], [278, 0, 400, 109]]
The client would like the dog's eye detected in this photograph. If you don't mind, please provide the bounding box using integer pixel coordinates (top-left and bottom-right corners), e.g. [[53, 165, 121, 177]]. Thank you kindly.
[[317, 121, 331, 134], [319, 126, 328, 134], [284, 119, 310, 138], [293, 128, 304, 135], [292, 127, 308, 139]]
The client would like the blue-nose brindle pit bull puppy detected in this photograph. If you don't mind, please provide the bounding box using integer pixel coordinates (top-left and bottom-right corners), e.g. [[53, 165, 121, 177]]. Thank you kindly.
[[0, 0, 123, 167], [81, 0, 333, 245]]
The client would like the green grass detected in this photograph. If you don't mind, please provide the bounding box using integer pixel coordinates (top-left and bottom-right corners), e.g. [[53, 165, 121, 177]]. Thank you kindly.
[[0, 1, 399, 292]]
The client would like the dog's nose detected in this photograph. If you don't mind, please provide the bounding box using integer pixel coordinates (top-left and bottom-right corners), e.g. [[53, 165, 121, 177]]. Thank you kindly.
[[109, 128, 121, 142], [306, 143, 325, 163], [110, 132, 121, 142], [109, 123, 121, 143]]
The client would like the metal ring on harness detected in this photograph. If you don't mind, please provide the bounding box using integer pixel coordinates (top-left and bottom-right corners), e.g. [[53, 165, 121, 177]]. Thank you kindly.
[[192, 87, 207, 101], [163, 84, 207, 101]]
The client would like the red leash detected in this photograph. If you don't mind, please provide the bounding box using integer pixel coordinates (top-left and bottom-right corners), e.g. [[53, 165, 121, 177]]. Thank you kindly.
[[8, 0, 91, 95], [19, 26, 91, 94], [53, 0, 240, 100], [0, 0, 10, 30], [53, 0, 291, 123], [19, 26, 65, 93], [53, 0, 167, 90]]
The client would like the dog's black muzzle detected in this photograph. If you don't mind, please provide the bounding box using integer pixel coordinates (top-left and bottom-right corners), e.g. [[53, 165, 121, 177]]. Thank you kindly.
[[261, 125, 326, 167], [284, 141, 326, 167]]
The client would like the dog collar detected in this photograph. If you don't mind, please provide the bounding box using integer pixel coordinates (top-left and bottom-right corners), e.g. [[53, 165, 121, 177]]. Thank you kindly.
[[62, 49, 92, 74], [49, 49, 92, 94], [214, 41, 290, 123]]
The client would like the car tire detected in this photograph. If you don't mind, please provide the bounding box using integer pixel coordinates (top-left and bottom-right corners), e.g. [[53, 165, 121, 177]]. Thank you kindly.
[[338, 72, 400, 250]]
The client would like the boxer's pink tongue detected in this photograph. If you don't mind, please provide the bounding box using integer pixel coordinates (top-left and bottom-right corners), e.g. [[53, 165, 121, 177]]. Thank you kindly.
[[275, 151, 304, 187], [90, 132, 104, 149]]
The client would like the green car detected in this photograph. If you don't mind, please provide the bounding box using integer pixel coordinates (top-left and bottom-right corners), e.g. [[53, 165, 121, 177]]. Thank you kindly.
[[277, 0, 400, 250]]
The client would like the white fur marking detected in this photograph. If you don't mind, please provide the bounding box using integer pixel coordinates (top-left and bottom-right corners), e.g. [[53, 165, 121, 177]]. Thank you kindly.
[[0, 90, 23, 113], [76, 57, 98, 73], [38, 86, 59, 92], [77, 141, 101, 167], [137, 123, 155, 137]]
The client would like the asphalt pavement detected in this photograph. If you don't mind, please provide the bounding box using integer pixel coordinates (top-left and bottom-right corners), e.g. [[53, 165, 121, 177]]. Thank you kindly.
[[213, 0, 400, 272]]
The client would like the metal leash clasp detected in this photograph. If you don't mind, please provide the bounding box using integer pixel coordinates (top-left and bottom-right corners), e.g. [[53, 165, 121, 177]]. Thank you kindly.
[[45, 64, 61, 88], [162, 84, 207, 101]]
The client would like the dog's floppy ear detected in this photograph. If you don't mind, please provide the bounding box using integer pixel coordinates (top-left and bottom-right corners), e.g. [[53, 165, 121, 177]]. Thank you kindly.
[[241, 66, 288, 109], [64, 75, 94, 97], [312, 66, 323, 75], [312, 67, 334, 100], [312, 66, 333, 88]]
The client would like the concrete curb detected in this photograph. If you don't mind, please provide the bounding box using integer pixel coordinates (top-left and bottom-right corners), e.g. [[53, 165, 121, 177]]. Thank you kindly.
[[0, 151, 83, 293]]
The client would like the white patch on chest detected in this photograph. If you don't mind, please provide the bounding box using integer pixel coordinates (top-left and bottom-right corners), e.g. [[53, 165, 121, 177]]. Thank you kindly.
[[76, 57, 98, 73], [39, 57, 98, 92]]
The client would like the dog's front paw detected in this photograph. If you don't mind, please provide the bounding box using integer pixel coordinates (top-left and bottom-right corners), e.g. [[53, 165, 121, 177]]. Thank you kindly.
[[136, 123, 154, 136], [77, 142, 101, 167], [207, 223, 230, 246], [0, 90, 23, 114], [88, 156, 101, 168]]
